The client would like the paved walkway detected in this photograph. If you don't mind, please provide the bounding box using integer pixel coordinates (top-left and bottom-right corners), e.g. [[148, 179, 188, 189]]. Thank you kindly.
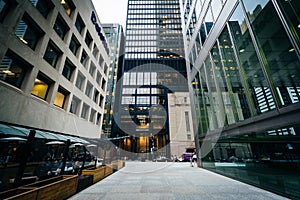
[[69, 161, 289, 200]]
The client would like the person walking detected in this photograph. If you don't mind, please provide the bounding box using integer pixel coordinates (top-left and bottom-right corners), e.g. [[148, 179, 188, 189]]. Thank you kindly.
[[192, 152, 197, 167]]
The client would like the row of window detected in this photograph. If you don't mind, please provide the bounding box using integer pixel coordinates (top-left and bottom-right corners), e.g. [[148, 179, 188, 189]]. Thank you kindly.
[[0, 49, 105, 124], [128, 4, 179, 8], [129, 0, 179, 5], [192, 0, 300, 132]]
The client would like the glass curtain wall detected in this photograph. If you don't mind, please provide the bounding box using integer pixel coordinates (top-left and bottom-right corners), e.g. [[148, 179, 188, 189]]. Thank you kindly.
[[189, 0, 300, 198], [113, 0, 188, 160]]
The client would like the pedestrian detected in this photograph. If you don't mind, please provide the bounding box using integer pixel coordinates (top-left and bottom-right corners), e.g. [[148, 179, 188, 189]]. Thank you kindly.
[[192, 152, 197, 167]]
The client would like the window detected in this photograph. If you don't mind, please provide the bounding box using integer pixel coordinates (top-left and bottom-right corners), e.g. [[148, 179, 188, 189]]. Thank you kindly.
[[61, 0, 75, 17], [53, 14, 69, 40], [15, 13, 44, 50], [75, 72, 85, 90], [85, 81, 92, 97], [0, 50, 30, 88], [70, 95, 81, 115], [0, 0, 12, 23], [80, 50, 88, 67], [89, 109, 96, 123], [99, 95, 104, 108], [93, 89, 99, 103], [31, 72, 53, 100], [101, 79, 106, 91], [92, 44, 98, 57], [43, 41, 62, 68], [75, 14, 84, 34], [33, 0, 54, 18], [85, 31, 92, 47], [62, 59, 75, 80], [89, 63, 96, 77], [54, 86, 69, 108], [104, 64, 108, 75], [69, 35, 80, 56], [185, 111, 190, 132], [99, 54, 104, 66], [96, 71, 102, 85], [81, 103, 89, 119], [96, 113, 101, 125]]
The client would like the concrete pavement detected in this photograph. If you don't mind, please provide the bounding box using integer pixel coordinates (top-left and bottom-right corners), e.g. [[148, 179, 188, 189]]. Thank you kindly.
[[69, 161, 289, 200]]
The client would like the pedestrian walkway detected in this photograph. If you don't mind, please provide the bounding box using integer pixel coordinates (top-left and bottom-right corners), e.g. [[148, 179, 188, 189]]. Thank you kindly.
[[69, 161, 288, 200]]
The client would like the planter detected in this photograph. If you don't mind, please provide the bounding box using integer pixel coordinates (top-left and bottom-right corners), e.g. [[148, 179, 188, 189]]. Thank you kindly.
[[104, 165, 113, 177], [0, 187, 38, 200], [81, 166, 105, 183], [110, 160, 125, 171], [20, 175, 78, 200], [76, 175, 93, 192]]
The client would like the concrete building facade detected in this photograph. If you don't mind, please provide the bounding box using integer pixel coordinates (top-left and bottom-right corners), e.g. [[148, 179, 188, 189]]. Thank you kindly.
[[0, 0, 110, 138], [168, 92, 194, 158]]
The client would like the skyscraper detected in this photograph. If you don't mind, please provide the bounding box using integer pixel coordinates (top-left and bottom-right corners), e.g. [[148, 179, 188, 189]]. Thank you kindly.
[[102, 24, 125, 138], [112, 0, 192, 159], [182, 0, 300, 198]]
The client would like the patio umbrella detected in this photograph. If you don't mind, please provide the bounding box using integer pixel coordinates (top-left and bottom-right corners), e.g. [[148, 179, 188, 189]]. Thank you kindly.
[[45, 141, 65, 145], [0, 137, 27, 142], [87, 144, 97, 147]]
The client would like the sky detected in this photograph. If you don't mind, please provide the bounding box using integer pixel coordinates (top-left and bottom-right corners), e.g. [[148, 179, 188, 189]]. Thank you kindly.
[[92, 0, 128, 29]]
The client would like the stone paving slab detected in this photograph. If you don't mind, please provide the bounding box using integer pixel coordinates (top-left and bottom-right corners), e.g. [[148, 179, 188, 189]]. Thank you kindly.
[[68, 161, 289, 200]]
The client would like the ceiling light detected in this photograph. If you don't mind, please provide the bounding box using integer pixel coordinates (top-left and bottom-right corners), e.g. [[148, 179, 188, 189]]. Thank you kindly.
[[289, 48, 295, 52]]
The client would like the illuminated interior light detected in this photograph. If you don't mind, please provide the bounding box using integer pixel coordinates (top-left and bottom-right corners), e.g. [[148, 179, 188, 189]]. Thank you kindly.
[[61, 0, 66, 4], [239, 49, 245, 53], [2, 70, 15, 75], [289, 48, 295, 52], [298, 24, 300, 28], [19, 37, 28, 44]]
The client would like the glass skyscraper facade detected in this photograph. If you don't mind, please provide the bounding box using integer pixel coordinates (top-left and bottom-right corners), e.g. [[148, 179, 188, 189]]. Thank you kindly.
[[182, 0, 300, 198], [112, 0, 188, 159], [102, 24, 125, 138]]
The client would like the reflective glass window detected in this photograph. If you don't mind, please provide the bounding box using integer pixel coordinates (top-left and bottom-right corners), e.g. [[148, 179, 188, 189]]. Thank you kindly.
[[81, 103, 89, 119], [200, 64, 218, 130], [54, 86, 69, 108], [0, 51, 29, 88], [15, 14, 44, 50], [44, 41, 61, 68], [276, 0, 300, 47], [0, 0, 11, 23], [75, 14, 84, 34], [85, 31, 92, 48], [69, 35, 80, 56], [211, 42, 235, 125], [228, 3, 274, 115], [61, 0, 75, 17], [211, 0, 222, 21], [80, 50, 88, 67], [242, 0, 300, 107], [205, 53, 227, 128], [62, 59, 75, 80], [89, 109, 96, 123], [218, 27, 251, 120], [53, 14, 69, 40], [85, 81, 93, 97], [204, 6, 214, 35], [31, 72, 53, 100], [34, 0, 54, 18], [70, 95, 81, 115], [75, 72, 85, 90], [89, 63, 96, 77]]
